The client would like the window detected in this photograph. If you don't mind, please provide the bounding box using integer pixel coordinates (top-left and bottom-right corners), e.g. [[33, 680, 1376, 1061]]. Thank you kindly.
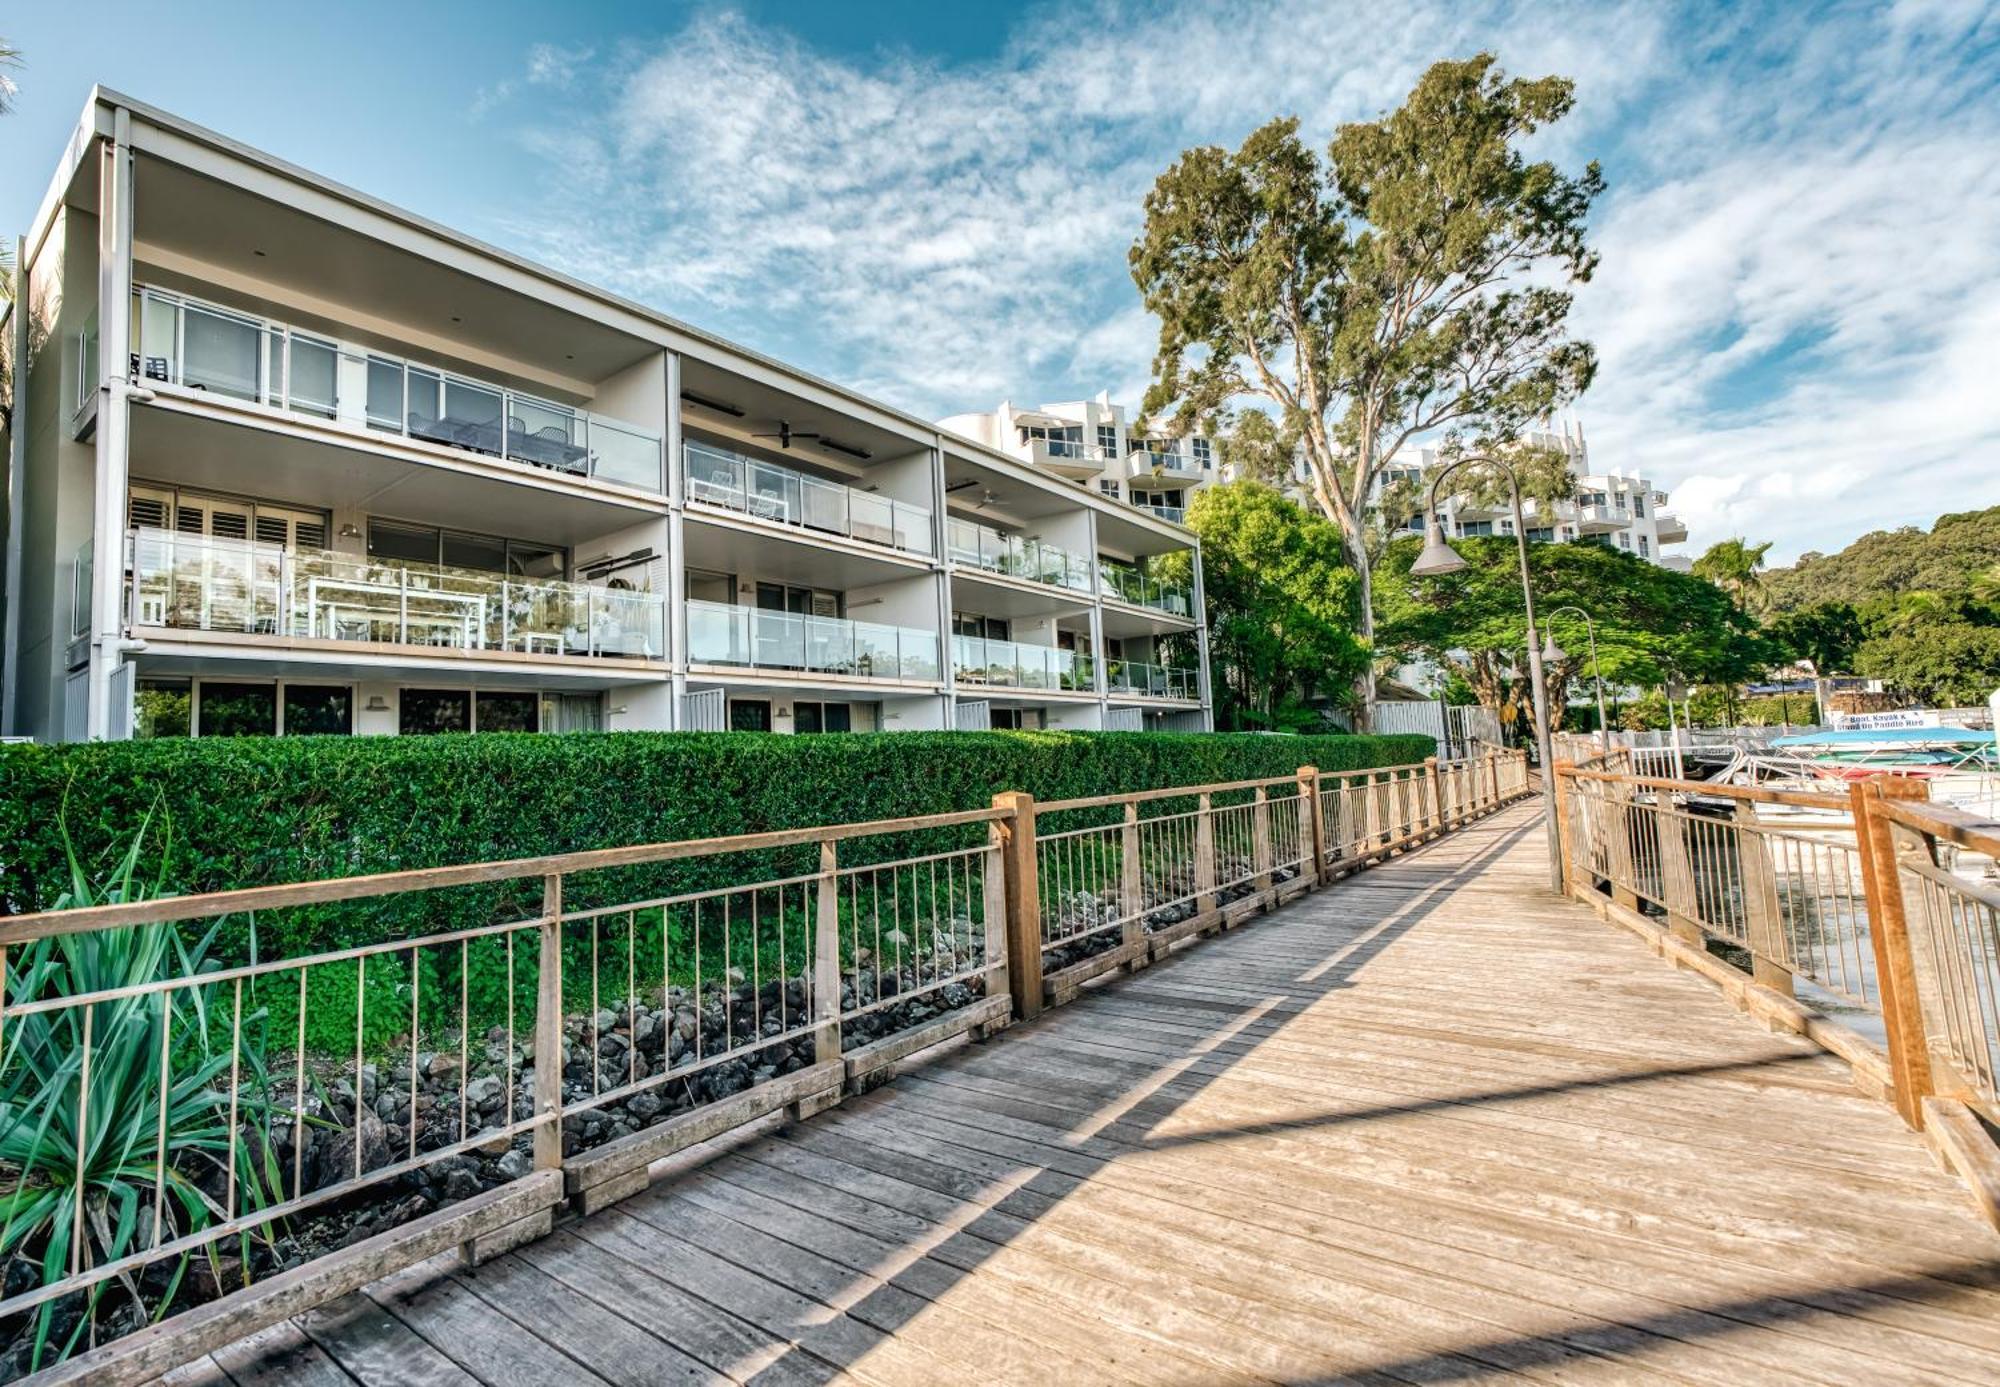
[[283, 685, 353, 735], [729, 699, 772, 731], [539, 693, 604, 733], [1526, 527, 1555, 542], [478, 692, 539, 732], [794, 701, 852, 733], [1096, 424, 1117, 454], [1633, 495, 1647, 518], [366, 519, 568, 579], [954, 613, 1010, 639], [1616, 532, 1630, 549], [1097, 479, 1121, 499], [1639, 535, 1651, 557], [197, 682, 278, 737], [1192, 438, 1213, 468], [401, 688, 471, 734], [1457, 520, 1495, 537], [134, 679, 192, 738]]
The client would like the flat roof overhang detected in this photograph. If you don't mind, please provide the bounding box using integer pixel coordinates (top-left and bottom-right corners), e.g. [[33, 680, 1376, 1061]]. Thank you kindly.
[[680, 514, 934, 589]]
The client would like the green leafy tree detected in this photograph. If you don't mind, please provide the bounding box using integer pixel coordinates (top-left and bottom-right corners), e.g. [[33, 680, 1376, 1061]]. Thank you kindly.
[[1376, 536, 1771, 723], [1692, 537, 1774, 615], [1852, 623, 2000, 707], [0, 38, 19, 116], [1761, 507, 2000, 613], [1130, 54, 1602, 729], [1167, 481, 1369, 730], [1765, 602, 1862, 676]]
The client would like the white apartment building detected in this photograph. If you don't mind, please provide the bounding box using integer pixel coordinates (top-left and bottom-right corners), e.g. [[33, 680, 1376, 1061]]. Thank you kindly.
[[1, 90, 1211, 743], [938, 393, 1218, 526], [1365, 423, 1690, 569]]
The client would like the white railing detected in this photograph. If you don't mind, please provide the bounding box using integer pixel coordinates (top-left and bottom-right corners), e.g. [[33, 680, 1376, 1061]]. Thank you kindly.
[[1106, 659, 1199, 701], [684, 599, 939, 682], [1126, 449, 1200, 476], [126, 530, 666, 659], [1131, 500, 1188, 525], [951, 636, 1093, 693], [946, 518, 1093, 593], [129, 285, 665, 492], [683, 441, 933, 557]]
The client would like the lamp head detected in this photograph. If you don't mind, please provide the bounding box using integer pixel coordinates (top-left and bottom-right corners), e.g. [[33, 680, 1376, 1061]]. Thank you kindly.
[[1540, 635, 1566, 664], [1665, 678, 1687, 701], [1409, 520, 1466, 577]]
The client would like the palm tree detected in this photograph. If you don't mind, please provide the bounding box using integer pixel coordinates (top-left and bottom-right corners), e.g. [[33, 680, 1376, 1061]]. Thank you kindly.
[[0, 39, 20, 115], [1693, 537, 1773, 614]]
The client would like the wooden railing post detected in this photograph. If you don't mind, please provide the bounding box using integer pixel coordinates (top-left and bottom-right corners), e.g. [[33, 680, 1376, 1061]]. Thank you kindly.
[[1252, 786, 1274, 894], [1852, 778, 1937, 1129], [982, 820, 1011, 1007], [1605, 778, 1641, 911], [1487, 752, 1502, 810], [993, 791, 1044, 1022], [1422, 757, 1439, 835], [1195, 792, 1217, 911], [1365, 773, 1385, 850], [534, 872, 564, 1172], [1120, 801, 1146, 961], [1655, 802, 1702, 942], [1733, 802, 1794, 994], [1550, 762, 1575, 893], [1298, 766, 1324, 886], [812, 840, 843, 1064]]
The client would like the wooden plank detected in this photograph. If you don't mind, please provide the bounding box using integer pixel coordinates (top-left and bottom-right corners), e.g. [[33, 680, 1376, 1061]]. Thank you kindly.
[[295, 1291, 481, 1387], [843, 995, 1011, 1093], [364, 1259, 610, 1387], [206, 1322, 353, 1387], [442, 1254, 720, 1385], [1924, 1096, 2000, 1232], [33, 1172, 561, 1387]]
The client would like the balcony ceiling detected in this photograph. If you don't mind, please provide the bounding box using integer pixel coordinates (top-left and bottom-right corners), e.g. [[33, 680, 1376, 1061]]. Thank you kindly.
[[130, 405, 656, 547], [947, 572, 1093, 620], [130, 156, 657, 387], [680, 360, 928, 466], [680, 514, 927, 590], [940, 453, 1093, 525]]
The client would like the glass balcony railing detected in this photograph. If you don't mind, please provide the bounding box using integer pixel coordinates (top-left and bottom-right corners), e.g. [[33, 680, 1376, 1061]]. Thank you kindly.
[[951, 636, 1093, 692], [682, 441, 933, 556], [1097, 561, 1194, 618], [1125, 449, 1202, 476], [1128, 499, 1187, 524], [125, 530, 665, 659], [71, 540, 93, 639], [1106, 660, 1199, 701], [128, 285, 665, 492], [946, 518, 1093, 593], [685, 599, 939, 682]]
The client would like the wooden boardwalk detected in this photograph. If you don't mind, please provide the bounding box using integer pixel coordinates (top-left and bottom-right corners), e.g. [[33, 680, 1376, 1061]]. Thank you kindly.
[[168, 803, 2000, 1386]]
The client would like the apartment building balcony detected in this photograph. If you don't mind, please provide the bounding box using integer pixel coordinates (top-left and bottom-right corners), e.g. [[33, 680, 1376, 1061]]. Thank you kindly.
[[1573, 503, 1630, 535], [1098, 561, 1195, 622], [1125, 450, 1205, 484], [685, 599, 940, 684], [951, 636, 1095, 694], [1026, 437, 1113, 480], [1655, 512, 1688, 543], [120, 531, 666, 662], [1106, 659, 1200, 702], [683, 441, 933, 558], [947, 518, 1093, 600], [118, 285, 665, 493]]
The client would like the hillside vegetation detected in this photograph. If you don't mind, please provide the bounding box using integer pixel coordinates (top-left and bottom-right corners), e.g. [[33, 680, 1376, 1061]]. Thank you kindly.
[[1764, 506, 2000, 612]]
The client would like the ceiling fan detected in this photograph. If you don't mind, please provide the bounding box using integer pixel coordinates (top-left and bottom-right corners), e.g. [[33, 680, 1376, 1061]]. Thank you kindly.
[[752, 420, 821, 450], [946, 479, 1000, 511]]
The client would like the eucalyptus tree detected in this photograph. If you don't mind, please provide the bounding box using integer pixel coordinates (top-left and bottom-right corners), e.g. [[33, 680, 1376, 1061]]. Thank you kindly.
[[1130, 54, 1603, 727]]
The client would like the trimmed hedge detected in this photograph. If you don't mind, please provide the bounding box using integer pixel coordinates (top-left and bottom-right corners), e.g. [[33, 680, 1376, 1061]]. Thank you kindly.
[[2, 729, 1428, 918], [1, 730, 1430, 1052]]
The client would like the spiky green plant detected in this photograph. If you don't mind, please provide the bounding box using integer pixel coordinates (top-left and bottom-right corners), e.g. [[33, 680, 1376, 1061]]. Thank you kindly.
[[0, 806, 279, 1370]]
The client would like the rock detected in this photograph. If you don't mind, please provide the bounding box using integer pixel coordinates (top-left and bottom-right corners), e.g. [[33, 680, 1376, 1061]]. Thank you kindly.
[[593, 1008, 620, 1032], [496, 1148, 534, 1182], [442, 1167, 482, 1201], [464, 1075, 503, 1110], [627, 1091, 663, 1120], [313, 1112, 390, 1190]]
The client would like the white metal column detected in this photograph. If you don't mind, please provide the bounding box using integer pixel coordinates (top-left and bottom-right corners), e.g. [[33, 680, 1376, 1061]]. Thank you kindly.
[[928, 437, 956, 724], [87, 108, 135, 741], [1085, 509, 1109, 716], [3, 234, 29, 737], [1191, 539, 1214, 732], [665, 350, 688, 728]]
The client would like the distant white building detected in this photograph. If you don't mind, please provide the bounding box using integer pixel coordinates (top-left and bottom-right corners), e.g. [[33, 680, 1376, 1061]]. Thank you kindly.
[[939, 393, 1219, 526]]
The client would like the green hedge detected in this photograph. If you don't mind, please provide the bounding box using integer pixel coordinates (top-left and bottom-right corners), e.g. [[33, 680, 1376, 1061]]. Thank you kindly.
[[1, 730, 1428, 1052]]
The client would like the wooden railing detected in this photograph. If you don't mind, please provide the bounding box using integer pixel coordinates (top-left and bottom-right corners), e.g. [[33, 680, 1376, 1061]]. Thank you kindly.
[[1554, 761, 2000, 1228], [0, 751, 1529, 1384]]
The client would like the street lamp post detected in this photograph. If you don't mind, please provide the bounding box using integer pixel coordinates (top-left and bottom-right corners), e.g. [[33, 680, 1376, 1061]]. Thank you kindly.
[[1541, 605, 1609, 755], [1409, 456, 1563, 893]]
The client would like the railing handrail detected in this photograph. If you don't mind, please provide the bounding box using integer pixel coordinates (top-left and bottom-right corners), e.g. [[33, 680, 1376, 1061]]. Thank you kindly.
[[683, 438, 933, 540], [1871, 795, 2000, 856], [1555, 764, 1853, 811]]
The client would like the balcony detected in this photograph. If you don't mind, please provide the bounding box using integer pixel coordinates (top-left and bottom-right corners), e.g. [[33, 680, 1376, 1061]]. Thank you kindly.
[[1126, 450, 1205, 481], [1107, 659, 1199, 701], [1098, 561, 1194, 620], [952, 636, 1093, 693], [1655, 512, 1688, 542], [1573, 503, 1629, 535], [125, 531, 666, 659], [1129, 499, 1187, 525], [1026, 437, 1112, 480], [946, 518, 1093, 593], [129, 285, 665, 492], [684, 441, 933, 557], [685, 599, 939, 682]]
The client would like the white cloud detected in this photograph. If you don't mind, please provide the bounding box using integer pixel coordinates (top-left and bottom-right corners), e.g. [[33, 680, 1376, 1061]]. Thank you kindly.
[[500, 2, 1999, 561]]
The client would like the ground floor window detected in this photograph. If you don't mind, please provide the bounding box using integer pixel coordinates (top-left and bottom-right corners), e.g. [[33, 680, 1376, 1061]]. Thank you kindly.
[[729, 698, 772, 731], [539, 693, 604, 733], [135, 679, 193, 738], [793, 701, 852, 733], [283, 684, 354, 735], [197, 682, 279, 736], [400, 688, 542, 734], [476, 691, 538, 732]]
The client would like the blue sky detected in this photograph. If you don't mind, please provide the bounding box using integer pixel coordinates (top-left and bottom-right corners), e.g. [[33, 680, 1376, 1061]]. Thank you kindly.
[[5, 1, 1997, 563]]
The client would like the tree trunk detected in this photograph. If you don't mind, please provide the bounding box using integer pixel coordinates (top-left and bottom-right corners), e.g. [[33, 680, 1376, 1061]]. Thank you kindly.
[[1352, 542, 1378, 732]]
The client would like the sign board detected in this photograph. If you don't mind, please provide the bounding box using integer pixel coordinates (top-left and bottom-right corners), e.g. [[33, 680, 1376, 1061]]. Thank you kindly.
[[1831, 709, 1941, 730]]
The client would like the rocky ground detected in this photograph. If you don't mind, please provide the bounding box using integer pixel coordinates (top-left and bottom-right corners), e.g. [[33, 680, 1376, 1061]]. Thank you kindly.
[[1040, 855, 1301, 973], [0, 955, 987, 1382]]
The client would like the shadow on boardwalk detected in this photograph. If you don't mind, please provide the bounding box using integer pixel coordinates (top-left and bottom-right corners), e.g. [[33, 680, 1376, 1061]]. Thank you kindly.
[[184, 806, 2000, 1387]]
